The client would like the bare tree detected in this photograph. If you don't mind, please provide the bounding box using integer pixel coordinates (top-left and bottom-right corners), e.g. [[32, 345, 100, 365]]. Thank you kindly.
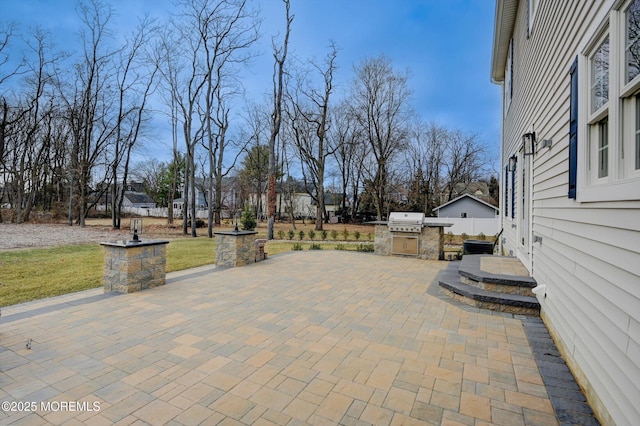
[[330, 102, 368, 221], [163, 0, 258, 237], [110, 17, 159, 229], [60, 0, 119, 227], [267, 0, 293, 240], [350, 55, 412, 220], [287, 43, 338, 230]]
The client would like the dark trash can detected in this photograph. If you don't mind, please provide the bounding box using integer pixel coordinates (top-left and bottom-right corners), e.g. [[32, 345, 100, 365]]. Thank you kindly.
[[463, 240, 494, 255]]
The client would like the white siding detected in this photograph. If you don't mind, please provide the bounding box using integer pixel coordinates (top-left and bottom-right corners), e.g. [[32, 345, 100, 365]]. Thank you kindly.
[[498, 1, 640, 425]]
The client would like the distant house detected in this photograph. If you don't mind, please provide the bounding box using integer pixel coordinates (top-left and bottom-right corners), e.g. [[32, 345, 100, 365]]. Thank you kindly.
[[429, 193, 500, 236], [433, 194, 498, 219], [440, 181, 496, 206], [122, 192, 156, 209], [491, 1, 640, 424]]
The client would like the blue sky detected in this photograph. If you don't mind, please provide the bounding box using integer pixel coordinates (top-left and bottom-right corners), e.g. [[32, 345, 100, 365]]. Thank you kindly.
[[2, 0, 501, 169]]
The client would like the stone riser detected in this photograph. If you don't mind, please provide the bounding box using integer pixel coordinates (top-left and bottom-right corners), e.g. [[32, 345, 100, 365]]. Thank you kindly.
[[440, 287, 540, 316], [460, 275, 535, 296]]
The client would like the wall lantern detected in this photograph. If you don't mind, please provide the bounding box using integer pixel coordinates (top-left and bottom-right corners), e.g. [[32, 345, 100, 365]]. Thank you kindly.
[[522, 131, 536, 156], [507, 155, 517, 172], [130, 218, 142, 243]]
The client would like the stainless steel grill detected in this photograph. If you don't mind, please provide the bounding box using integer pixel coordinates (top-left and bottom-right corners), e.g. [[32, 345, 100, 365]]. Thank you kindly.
[[388, 212, 425, 233]]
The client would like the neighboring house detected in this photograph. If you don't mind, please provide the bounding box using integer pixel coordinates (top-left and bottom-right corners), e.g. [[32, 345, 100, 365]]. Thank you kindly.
[[430, 194, 500, 236], [439, 181, 495, 206], [433, 194, 498, 219], [312, 192, 346, 220], [491, 1, 640, 424], [122, 192, 156, 209]]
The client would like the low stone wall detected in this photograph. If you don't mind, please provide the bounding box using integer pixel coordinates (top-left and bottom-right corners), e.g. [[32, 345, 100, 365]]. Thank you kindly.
[[374, 224, 444, 260], [101, 240, 169, 293]]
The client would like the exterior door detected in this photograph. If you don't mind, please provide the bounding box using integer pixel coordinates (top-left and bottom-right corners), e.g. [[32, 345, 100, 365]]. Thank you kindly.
[[518, 149, 532, 271]]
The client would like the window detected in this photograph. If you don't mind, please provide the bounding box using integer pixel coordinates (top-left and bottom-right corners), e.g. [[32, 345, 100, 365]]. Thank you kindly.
[[591, 36, 609, 113], [587, 32, 610, 184], [578, 1, 640, 201], [528, 0, 539, 37], [625, 0, 640, 82], [597, 118, 609, 177], [460, 212, 467, 218], [505, 39, 513, 114]]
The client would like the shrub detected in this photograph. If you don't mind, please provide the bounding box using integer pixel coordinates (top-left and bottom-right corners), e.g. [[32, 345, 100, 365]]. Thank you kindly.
[[354, 230, 361, 240], [309, 243, 322, 250], [240, 206, 256, 230], [447, 231, 454, 243], [298, 230, 305, 240], [367, 232, 372, 241], [477, 232, 486, 241], [335, 244, 346, 250], [292, 243, 303, 251], [342, 228, 349, 240], [356, 243, 374, 253], [287, 229, 295, 240], [461, 232, 469, 241], [277, 230, 285, 239], [321, 230, 328, 240], [331, 230, 338, 240], [308, 229, 316, 240]]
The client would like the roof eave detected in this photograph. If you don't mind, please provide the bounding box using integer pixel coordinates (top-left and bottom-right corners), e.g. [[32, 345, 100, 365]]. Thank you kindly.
[[490, 0, 519, 84]]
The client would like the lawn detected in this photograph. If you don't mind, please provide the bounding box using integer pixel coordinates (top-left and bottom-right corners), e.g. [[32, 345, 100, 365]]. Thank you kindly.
[[0, 237, 374, 307]]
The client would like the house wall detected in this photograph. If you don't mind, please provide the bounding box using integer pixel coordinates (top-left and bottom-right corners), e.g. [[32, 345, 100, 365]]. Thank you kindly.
[[498, 1, 640, 425], [436, 197, 498, 218]]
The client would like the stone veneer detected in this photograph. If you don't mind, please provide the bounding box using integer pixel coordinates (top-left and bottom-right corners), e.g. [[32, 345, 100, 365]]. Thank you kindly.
[[374, 223, 447, 260], [214, 230, 258, 267], [101, 240, 169, 293]]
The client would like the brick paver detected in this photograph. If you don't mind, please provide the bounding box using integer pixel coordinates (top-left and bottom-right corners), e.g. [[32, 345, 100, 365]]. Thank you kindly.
[[1, 251, 568, 424]]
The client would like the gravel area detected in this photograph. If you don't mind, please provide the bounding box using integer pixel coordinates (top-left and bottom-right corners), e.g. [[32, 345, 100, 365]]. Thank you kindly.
[[0, 223, 131, 250]]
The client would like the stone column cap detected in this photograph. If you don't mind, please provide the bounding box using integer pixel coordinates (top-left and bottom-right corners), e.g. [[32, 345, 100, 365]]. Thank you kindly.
[[100, 239, 170, 248], [214, 230, 258, 236]]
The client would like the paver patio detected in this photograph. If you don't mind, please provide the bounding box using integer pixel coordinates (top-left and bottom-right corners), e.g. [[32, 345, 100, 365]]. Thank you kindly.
[[1, 251, 565, 425]]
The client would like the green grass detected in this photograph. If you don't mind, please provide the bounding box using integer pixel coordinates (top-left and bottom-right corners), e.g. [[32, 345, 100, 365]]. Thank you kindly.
[[0, 238, 369, 308], [166, 237, 216, 272], [0, 238, 217, 307], [0, 244, 103, 307]]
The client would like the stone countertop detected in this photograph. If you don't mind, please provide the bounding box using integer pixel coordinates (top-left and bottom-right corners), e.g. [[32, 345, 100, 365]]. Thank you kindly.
[[213, 230, 258, 236], [100, 239, 169, 248], [368, 221, 453, 227]]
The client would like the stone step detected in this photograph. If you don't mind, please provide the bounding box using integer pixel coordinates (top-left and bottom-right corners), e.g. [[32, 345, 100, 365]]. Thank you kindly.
[[438, 266, 540, 316], [458, 254, 537, 296]]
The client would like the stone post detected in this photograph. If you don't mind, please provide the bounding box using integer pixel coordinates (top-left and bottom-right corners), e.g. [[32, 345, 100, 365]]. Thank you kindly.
[[214, 230, 259, 267], [100, 240, 169, 293]]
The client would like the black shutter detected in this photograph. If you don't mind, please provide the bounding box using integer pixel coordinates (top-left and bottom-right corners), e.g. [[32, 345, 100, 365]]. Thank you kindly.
[[511, 159, 516, 219], [569, 57, 578, 199], [504, 166, 509, 217]]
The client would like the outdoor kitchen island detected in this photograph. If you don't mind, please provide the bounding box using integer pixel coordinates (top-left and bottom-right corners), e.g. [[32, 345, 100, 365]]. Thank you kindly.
[[372, 212, 451, 260]]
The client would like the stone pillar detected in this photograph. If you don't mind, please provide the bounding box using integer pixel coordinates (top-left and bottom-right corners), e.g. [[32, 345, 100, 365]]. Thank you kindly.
[[374, 224, 391, 256], [214, 230, 258, 267], [100, 240, 169, 293], [418, 226, 445, 260]]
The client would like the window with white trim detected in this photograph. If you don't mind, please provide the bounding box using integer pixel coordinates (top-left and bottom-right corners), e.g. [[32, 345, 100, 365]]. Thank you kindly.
[[579, 1, 640, 200], [621, 0, 640, 177], [504, 39, 513, 115], [587, 33, 610, 183], [528, 0, 539, 37]]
